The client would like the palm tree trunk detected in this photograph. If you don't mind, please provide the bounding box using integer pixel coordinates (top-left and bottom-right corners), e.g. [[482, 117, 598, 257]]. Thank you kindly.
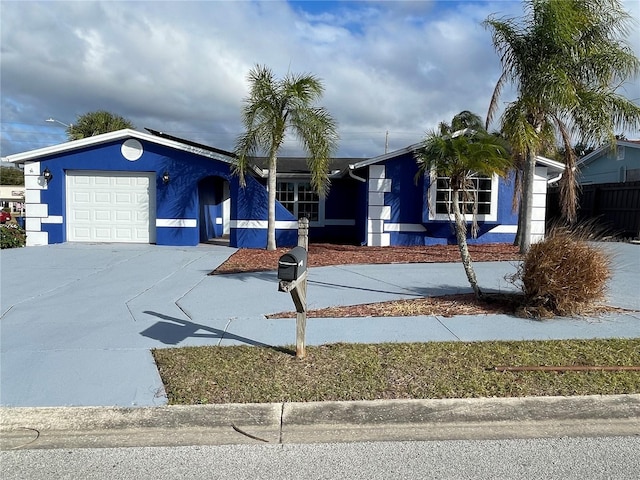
[[518, 150, 536, 253], [266, 152, 278, 251], [451, 190, 483, 299]]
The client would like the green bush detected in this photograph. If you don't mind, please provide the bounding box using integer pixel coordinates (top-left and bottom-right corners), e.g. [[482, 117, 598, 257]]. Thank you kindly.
[[1, 224, 26, 248], [510, 228, 611, 318]]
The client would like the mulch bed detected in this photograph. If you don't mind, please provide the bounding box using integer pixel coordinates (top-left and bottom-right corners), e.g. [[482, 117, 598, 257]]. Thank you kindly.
[[211, 243, 521, 275]]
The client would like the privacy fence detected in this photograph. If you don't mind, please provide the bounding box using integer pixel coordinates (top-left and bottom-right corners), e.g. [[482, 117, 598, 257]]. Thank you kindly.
[[547, 181, 640, 239]]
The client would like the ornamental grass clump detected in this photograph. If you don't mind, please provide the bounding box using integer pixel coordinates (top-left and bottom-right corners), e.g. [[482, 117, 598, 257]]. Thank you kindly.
[[511, 228, 611, 318]]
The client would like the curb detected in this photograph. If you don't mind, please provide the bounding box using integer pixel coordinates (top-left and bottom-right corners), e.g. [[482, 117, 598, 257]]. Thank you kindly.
[[2, 394, 639, 450]]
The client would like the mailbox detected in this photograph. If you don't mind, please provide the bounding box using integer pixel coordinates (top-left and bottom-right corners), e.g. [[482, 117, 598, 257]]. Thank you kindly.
[[278, 246, 307, 281]]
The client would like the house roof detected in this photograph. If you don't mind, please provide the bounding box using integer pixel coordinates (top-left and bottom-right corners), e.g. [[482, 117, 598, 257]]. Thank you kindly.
[[252, 156, 360, 177], [347, 143, 566, 175], [3, 128, 238, 166], [348, 142, 423, 171], [577, 139, 640, 168]]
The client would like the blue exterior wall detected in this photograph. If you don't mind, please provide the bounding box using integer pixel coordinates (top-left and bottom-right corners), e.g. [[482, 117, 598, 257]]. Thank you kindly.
[[578, 143, 640, 184], [35, 139, 235, 246], [24, 134, 520, 249], [361, 151, 518, 246]]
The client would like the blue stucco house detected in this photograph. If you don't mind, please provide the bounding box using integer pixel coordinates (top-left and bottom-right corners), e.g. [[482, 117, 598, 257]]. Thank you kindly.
[[5, 128, 562, 248]]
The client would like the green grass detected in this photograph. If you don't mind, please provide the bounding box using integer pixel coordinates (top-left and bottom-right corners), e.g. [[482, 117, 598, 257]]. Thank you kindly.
[[152, 339, 640, 404]]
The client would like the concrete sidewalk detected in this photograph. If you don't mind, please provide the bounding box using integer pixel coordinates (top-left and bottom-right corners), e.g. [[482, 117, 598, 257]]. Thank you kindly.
[[1, 242, 639, 408]]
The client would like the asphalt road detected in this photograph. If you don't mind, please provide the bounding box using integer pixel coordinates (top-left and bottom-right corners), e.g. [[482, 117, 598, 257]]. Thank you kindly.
[[2, 436, 639, 480]]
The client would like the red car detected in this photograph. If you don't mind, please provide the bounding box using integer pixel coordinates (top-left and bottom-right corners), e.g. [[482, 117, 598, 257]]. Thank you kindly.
[[0, 211, 12, 224]]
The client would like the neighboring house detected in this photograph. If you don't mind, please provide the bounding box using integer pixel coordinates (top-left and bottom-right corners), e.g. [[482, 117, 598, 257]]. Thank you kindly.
[[577, 140, 640, 184], [571, 139, 640, 238], [4, 128, 561, 247], [0, 185, 25, 213]]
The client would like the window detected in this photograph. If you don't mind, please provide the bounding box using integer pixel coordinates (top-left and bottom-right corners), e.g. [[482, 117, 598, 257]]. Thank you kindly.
[[429, 172, 499, 222], [276, 181, 321, 222]]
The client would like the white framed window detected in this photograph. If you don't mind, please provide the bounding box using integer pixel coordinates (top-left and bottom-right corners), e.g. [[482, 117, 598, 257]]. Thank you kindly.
[[276, 181, 324, 224], [428, 171, 499, 222], [616, 147, 625, 161]]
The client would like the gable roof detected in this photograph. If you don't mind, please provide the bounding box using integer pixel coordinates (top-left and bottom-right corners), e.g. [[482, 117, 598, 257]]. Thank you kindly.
[[347, 143, 565, 175], [577, 139, 640, 168], [3, 128, 238, 166]]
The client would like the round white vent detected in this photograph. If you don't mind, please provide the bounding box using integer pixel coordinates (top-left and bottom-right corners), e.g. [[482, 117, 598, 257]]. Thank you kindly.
[[121, 139, 144, 161]]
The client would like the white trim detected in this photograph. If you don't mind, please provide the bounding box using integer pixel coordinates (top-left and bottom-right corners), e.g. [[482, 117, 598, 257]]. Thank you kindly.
[[41, 215, 63, 224], [369, 178, 392, 193], [488, 225, 517, 234], [368, 219, 384, 233], [26, 218, 41, 231], [368, 205, 391, 220], [230, 220, 299, 230], [4, 128, 237, 166], [369, 165, 386, 180], [26, 231, 48, 246], [384, 223, 426, 232], [368, 233, 390, 247], [156, 219, 197, 228], [428, 172, 499, 222], [26, 203, 48, 218]]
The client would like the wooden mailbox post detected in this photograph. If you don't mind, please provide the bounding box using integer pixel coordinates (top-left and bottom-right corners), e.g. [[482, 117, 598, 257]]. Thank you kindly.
[[278, 218, 309, 359]]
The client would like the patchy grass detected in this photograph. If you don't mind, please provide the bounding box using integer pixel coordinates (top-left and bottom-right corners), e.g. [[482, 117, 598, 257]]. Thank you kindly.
[[153, 339, 640, 405]]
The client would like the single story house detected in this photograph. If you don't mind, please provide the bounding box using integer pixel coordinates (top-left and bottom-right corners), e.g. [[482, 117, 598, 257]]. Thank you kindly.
[[577, 139, 640, 185], [4, 128, 563, 248]]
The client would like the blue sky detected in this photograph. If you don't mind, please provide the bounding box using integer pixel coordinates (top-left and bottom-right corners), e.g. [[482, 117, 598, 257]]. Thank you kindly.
[[1, 0, 639, 160]]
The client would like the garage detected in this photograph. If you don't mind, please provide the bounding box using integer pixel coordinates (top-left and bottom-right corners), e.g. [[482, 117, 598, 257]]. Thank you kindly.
[[66, 171, 156, 243]]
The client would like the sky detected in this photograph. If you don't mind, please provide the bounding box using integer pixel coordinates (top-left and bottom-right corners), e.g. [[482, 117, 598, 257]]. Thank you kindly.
[[1, 0, 639, 160]]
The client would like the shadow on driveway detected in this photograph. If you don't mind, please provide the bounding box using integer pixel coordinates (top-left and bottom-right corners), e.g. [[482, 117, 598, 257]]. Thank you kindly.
[[140, 310, 294, 356]]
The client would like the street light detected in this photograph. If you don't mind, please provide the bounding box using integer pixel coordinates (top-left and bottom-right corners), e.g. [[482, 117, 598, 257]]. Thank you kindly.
[[45, 118, 71, 128]]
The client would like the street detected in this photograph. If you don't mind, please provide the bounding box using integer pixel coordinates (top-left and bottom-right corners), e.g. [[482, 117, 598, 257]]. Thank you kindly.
[[2, 436, 639, 479]]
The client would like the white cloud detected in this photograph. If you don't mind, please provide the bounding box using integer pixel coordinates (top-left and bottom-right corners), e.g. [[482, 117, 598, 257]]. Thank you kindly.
[[1, 0, 638, 159]]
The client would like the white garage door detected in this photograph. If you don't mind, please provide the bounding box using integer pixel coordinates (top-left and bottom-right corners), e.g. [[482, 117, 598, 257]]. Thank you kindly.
[[66, 171, 156, 243]]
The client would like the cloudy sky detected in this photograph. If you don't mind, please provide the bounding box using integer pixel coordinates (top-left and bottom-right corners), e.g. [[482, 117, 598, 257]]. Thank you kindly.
[[2, 0, 639, 160]]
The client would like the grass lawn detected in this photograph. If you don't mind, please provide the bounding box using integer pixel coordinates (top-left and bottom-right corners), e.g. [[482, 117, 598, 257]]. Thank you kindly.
[[153, 339, 640, 405]]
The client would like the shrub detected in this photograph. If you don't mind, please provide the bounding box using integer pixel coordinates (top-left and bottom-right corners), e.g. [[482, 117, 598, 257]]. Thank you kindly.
[[510, 228, 611, 318], [0, 223, 26, 249]]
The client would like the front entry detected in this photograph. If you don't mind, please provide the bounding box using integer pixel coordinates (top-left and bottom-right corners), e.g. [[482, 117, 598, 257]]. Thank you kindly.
[[198, 176, 230, 242]]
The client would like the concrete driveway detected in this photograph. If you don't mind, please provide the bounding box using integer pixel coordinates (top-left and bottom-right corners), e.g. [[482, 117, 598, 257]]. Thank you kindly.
[[1, 242, 639, 407]]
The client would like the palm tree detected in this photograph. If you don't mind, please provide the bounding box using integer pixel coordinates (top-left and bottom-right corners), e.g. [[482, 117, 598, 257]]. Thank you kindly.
[[416, 111, 511, 299], [234, 65, 339, 250], [68, 110, 134, 140], [484, 0, 640, 252]]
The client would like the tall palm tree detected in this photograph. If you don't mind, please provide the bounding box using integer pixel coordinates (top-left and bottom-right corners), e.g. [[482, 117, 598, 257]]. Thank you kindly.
[[484, 0, 640, 253], [234, 65, 339, 250], [416, 111, 511, 299], [68, 110, 134, 140]]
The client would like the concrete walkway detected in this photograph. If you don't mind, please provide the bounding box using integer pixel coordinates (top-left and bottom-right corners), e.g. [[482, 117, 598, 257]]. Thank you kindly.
[[1, 242, 639, 408]]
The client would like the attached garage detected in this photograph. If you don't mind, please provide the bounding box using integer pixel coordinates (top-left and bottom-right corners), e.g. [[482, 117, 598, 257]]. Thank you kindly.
[[66, 171, 156, 243]]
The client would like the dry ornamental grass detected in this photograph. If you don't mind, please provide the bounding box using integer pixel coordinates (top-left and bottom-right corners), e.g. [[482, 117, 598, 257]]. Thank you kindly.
[[511, 230, 612, 318]]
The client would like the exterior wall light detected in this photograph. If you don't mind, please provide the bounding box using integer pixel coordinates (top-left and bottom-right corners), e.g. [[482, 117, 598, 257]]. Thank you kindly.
[[162, 171, 170, 184], [43, 167, 53, 183]]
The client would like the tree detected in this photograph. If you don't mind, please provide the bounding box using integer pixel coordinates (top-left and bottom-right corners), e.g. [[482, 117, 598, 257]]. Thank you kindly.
[[67, 110, 134, 141], [416, 111, 511, 299], [484, 0, 640, 253], [234, 65, 339, 251], [0, 166, 24, 185]]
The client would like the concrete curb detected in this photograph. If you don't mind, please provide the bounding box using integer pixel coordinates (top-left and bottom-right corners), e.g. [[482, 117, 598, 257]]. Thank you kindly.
[[2, 395, 639, 449]]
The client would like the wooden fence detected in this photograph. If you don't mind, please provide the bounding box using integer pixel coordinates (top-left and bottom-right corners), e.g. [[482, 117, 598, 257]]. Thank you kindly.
[[546, 181, 640, 238]]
